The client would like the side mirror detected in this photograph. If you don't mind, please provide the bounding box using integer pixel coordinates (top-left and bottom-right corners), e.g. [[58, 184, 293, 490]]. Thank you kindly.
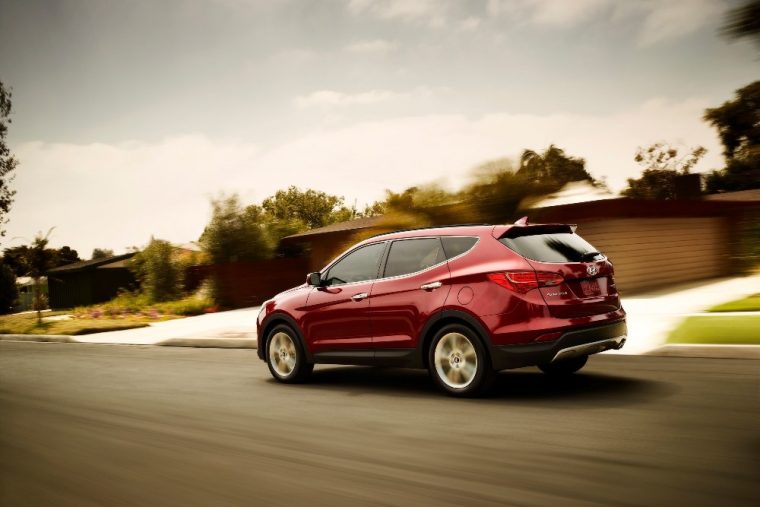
[[306, 272, 322, 287]]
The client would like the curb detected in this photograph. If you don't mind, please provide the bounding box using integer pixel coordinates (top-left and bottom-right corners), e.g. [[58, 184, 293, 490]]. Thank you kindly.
[[157, 338, 258, 349], [646, 344, 760, 360], [0, 334, 257, 349], [0, 334, 75, 343]]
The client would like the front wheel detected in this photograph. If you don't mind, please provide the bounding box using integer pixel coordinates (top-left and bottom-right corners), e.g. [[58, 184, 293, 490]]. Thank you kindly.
[[538, 355, 588, 376], [265, 325, 313, 383], [428, 324, 493, 397]]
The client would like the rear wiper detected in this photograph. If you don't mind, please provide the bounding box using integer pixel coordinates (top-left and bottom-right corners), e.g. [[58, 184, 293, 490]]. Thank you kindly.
[[581, 251, 602, 262]]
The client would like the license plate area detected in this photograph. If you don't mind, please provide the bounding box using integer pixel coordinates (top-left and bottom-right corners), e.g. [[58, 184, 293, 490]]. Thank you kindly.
[[580, 279, 602, 297]]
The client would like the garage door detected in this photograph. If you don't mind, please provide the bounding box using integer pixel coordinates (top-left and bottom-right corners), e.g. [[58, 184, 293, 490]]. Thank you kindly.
[[575, 217, 731, 293]]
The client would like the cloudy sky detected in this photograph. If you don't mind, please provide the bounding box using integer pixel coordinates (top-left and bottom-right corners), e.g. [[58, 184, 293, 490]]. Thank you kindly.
[[0, 0, 756, 256]]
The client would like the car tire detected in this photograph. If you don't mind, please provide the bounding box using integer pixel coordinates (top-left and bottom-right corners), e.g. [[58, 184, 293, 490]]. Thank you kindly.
[[428, 324, 493, 397], [538, 355, 588, 376], [265, 324, 313, 383]]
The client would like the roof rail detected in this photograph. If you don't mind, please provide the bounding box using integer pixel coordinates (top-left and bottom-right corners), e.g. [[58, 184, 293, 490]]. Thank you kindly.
[[370, 223, 492, 238]]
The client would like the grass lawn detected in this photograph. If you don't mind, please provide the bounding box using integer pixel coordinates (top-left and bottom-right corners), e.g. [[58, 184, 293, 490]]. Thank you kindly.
[[668, 315, 760, 345], [708, 294, 760, 312], [0, 312, 148, 336]]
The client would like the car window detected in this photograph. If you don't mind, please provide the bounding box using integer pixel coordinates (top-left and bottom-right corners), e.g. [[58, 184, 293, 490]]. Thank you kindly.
[[499, 232, 601, 263], [441, 236, 478, 259], [323, 242, 385, 286], [384, 238, 445, 278]]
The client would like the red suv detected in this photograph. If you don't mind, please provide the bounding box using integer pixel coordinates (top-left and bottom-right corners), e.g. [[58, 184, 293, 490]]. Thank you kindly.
[[257, 221, 626, 396]]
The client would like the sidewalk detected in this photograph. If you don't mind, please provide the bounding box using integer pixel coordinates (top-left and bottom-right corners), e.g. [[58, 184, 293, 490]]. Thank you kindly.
[[74, 307, 260, 348], [614, 274, 760, 355]]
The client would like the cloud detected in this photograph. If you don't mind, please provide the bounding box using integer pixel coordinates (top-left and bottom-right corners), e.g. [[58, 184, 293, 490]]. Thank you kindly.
[[487, 0, 610, 27], [6, 136, 260, 255], [293, 87, 443, 108], [634, 0, 725, 46], [344, 39, 398, 53], [459, 16, 481, 31], [486, 0, 726, 44], [347, 0, 448, 25], [293, 89, 403, 107], [6, 98, 722, 254]]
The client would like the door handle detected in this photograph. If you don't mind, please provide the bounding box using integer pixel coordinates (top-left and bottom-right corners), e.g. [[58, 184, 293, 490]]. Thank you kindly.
[[420, 281, 442, 291], [351, 292, 369, 301]]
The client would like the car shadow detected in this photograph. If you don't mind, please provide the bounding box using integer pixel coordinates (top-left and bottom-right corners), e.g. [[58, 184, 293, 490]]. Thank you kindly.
[[299, 365, 675, 407]]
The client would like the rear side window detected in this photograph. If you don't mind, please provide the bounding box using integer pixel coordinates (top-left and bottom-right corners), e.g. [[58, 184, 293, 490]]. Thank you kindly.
[[499, 232, 601, 263], [384, 238, 445, 277], [441, 236, 478, 259], [324, 242, 385, 285]]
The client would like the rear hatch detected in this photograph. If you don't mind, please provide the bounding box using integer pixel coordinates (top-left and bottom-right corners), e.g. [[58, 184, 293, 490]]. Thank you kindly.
[[498, 225, 621, 319]]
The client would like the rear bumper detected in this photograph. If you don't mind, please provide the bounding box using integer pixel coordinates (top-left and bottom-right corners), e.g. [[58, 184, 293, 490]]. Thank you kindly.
[[490, 320, 627, 370]]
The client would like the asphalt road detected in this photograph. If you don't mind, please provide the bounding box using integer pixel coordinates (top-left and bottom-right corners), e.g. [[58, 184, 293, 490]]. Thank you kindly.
[[1, 342, 758, 507]]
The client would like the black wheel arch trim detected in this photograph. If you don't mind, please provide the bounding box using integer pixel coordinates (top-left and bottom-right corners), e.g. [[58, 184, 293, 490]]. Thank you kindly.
[[258, 312, 314, 363], [416, 309, 495, 369]]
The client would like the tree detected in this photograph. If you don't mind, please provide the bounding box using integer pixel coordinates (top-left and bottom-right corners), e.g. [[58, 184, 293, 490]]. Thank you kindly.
[[26, 230, 57, 323], [465, 161, 538, 223], [199, 194, 272, 264], [130, 238, 182, 302], [1, 245, 30, 277], [0, 263, 17, 314], [721, 0, 760, 49], [516, 144, 594, 186], [261, 186, 354, 230], [703, 81, 760, 193], [54, 246, 80, 267], [622, 143, 707, 199], [91, 248, 114, 260], [0, 81, 18, 237], [360, 201, 386, 217], [379, 185, 458, 213], [462, 145, 595, 223], [632, 142, 707, 174], [3, 243, 81, 274]]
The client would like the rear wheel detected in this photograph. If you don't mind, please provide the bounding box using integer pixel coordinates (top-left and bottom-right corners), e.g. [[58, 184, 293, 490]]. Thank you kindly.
[[428, 324, 493, 397], [538, 355, 588, 375], [265, 325, 313, 383]]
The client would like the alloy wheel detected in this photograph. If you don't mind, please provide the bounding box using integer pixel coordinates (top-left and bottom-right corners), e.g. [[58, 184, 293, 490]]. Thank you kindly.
[[268, 331, 297, 377], [433, 332, 478, 389]]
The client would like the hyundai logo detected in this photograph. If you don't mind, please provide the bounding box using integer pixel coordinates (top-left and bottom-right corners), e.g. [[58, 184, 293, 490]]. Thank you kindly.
[[586, 265, 598, 276]]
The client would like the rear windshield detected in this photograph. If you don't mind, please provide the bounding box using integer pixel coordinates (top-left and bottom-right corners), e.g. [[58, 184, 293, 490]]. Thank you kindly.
[[499, 232, 602, 263]]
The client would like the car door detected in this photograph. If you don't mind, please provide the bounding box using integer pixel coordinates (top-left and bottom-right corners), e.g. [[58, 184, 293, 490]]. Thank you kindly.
[[369, 237, 451, 350], [301, 241, 387, 354]]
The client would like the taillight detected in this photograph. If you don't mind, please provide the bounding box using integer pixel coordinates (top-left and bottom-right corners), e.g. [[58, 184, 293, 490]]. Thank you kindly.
[[487, 271, 563, 293]]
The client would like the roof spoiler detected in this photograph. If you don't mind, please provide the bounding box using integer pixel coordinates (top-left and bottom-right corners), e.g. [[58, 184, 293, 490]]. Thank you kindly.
[[492, 218, 577, 239]]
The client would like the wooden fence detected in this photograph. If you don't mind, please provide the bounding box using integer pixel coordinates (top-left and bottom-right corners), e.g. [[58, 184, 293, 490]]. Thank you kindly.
[[186, 258, 309, 308]]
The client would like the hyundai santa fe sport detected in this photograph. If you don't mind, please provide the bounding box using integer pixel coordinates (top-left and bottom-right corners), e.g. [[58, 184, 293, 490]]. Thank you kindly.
[[256, 221, 627, 396]]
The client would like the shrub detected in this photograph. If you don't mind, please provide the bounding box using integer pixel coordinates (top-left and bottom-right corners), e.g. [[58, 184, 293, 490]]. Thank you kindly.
[[0, 264, 17, 314], [73, 292, 214, 320], [200, 195, 272, 264], [130, 238, 182, 302]]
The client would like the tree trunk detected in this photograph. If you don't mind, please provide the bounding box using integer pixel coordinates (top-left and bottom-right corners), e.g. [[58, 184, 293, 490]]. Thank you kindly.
[[33, 277, 42, 325]]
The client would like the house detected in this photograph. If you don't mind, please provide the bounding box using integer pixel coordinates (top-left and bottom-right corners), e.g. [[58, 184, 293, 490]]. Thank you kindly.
[[281, 215, 384, 272], [47, 253, 137, 309], [280, 191, 757, 294], [703, 188, 760, 202], [15, 276, 46, 312]]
